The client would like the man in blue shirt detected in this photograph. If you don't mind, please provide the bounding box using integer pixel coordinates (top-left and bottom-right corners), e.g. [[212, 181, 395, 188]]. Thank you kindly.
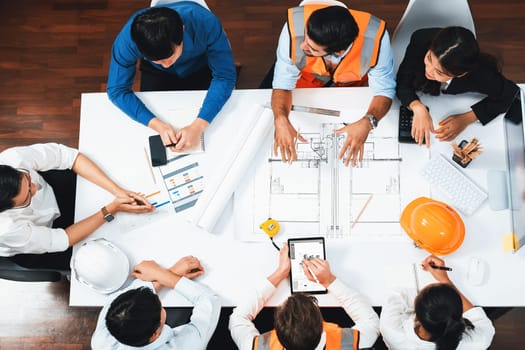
[[107, 3, 236, 152]]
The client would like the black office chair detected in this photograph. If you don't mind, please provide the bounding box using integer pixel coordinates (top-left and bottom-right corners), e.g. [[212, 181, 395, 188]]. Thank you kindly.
[[0, 256, 67, 282]]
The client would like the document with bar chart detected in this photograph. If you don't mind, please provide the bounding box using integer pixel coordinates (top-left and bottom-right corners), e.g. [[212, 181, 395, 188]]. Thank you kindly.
[[159, 154, 204, 213]]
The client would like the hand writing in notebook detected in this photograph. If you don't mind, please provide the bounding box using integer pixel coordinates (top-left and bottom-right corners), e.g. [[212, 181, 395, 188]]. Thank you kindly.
[[174, 118, 209, 152], [421, 255, 452, 284]]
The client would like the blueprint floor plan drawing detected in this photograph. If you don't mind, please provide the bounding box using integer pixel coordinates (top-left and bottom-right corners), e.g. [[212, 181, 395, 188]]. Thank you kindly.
[[235, 110, 430, 242]]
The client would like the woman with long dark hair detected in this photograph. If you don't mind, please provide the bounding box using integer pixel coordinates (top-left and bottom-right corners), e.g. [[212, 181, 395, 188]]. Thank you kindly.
[[397, 26, 519, 147], [380, 255, 495, 349]]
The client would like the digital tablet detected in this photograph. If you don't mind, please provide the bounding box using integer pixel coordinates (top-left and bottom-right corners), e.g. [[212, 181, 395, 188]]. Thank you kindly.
[[288, 237, 327, 294]]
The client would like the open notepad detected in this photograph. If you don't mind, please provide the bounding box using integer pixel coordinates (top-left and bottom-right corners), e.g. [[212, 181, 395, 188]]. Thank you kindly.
[[385, 263, 436, 292]]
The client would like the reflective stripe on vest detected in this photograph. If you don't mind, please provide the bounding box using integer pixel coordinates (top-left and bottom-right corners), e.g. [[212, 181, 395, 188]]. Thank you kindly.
[[252, 322, 357, 350], [287, 4, 385, 87]]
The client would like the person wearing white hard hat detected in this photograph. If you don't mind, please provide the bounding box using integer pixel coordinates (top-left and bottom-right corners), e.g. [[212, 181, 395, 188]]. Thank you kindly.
[[91, 256, 221, 349], [0, 143, 154, 270]]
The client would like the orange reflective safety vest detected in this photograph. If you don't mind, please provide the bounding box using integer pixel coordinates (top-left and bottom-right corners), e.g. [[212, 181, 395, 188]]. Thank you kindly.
[[252, 322, 360, 350], [287, 4, 386, 88]]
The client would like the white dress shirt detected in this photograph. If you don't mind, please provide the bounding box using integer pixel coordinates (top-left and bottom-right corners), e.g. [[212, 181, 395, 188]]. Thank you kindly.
[[229, 278, 380, 350], [379, 288, 495, 350], [0, 143, 79, 256], [91, 277, 221, 350]]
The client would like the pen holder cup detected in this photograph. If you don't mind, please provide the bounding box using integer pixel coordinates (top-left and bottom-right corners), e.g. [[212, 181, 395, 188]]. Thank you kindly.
[[452, 140, 471, 168]]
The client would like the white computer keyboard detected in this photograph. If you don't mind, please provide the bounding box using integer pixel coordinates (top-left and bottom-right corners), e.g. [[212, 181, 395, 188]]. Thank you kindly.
[[421, 154, 488, 216]]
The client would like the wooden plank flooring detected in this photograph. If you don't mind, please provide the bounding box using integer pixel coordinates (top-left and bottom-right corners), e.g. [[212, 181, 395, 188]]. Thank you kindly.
[[0, 0, 524, 348]]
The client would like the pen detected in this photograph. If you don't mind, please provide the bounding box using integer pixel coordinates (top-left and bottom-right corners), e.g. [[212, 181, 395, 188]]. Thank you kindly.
[[305, 265, 320, 284], [165, 143, 177, 148], [429, 262, 453, 271]]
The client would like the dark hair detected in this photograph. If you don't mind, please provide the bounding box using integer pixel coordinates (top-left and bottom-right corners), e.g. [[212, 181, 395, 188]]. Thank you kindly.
[[274, 293, 323, 350], [105, 287, 162, 347], [415, 284, 474, 350], [430, 26, 498, 77], [0, 165, 23, 212], [131, 7, 183, 61], [306, 6, 358, 54]]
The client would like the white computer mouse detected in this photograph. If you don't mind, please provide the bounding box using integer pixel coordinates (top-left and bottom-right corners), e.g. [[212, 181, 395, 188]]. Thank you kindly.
[[466, 257, 486, 286]]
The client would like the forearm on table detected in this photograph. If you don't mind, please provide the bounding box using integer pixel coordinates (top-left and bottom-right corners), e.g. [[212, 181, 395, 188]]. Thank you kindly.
[[271, 89, 292, 121], [366, 95, 392, 121], [65, 205, 110, 246], [72, 153, 123, 195]]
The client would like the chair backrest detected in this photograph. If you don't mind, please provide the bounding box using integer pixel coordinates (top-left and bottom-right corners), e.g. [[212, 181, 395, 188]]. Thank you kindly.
[[0, 257, 64, 282], [391, 0, 476, 73], [150, 0, 209, 10]]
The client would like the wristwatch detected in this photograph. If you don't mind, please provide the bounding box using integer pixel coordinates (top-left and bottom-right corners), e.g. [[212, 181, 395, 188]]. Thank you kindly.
[[101, 206, 114, 223], [365, 114, 378, 130]]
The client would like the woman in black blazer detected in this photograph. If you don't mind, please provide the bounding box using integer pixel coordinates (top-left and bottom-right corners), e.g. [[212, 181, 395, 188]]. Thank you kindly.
[[396, 26, 519, 147]]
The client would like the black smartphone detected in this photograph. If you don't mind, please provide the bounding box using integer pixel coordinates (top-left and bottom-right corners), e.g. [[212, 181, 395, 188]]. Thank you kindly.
[[149, 135, 168, 166]]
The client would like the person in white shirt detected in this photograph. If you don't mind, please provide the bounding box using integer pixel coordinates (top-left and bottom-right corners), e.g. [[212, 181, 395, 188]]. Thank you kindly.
[[91, 256, 221, 349], [229, 244, 380, 350], [0, 143, 153, 269], [380, 255, 495, 350]]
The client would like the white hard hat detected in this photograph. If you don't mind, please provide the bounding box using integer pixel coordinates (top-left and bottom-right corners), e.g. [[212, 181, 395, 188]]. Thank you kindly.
[[71, 238, 130, 294]]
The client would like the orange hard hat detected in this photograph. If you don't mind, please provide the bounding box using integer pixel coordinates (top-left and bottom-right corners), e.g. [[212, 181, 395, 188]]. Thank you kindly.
[[400, 197, 465, 255]]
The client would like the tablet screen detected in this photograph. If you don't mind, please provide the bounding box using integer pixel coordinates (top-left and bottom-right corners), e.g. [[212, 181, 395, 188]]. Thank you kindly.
[[288, 237, 327, 294]]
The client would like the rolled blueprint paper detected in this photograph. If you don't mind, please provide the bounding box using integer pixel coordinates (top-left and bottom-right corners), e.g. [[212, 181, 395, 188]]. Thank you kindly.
[[189, 105, 273, 232]]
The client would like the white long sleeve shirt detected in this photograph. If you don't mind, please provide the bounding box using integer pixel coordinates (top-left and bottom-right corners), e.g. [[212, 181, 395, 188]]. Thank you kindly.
[[0, 143, 78, 256], [379, 288, 495, 350], [91, 278, 221, 350], [229, 278, 379, 350]]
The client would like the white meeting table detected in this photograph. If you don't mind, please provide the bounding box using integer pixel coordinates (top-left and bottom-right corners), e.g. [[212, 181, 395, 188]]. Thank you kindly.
[[71, 87, 524, 307]]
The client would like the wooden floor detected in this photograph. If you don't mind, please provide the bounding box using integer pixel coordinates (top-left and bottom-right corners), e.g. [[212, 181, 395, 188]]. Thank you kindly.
[[0, 0, 524, 348]]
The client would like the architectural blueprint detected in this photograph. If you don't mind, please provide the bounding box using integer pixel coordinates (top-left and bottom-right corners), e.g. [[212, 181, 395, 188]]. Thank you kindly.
[[234, 112, 430, 242]]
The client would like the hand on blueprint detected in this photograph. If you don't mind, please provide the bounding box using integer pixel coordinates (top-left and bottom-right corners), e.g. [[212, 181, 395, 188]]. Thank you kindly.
[[436, 111, 477, 142], [169, 256, 205, 279], [273, 117, 307, 163], [335, 117, 371, 167], [411, 103, 435, 147], [302, 258, 336, 288], [148, 117, 179, 152], [421, 255, 451, 284], [174, 118, 209, 152]]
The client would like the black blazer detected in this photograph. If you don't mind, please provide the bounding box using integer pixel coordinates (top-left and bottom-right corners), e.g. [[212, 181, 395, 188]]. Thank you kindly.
[[396, 28, 520, 125]]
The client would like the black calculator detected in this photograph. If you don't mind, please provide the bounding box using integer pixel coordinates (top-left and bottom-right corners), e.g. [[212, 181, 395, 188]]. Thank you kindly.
[[398, 105, 416, 143]]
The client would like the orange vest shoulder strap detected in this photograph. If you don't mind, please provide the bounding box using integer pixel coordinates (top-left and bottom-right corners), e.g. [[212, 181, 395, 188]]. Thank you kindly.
[[287, 4, 330, 66], [348, 9, 386, 71], [252, 330, 283, 350], [323, 321, 359, 350]]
